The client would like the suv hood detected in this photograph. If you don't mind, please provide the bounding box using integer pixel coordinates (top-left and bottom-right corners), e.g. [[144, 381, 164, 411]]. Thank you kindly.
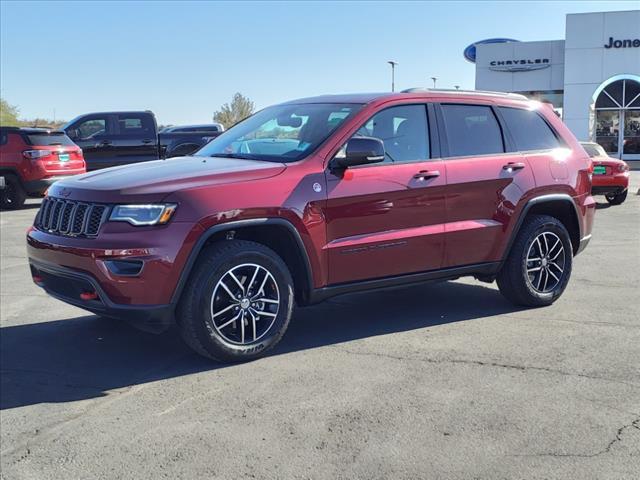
[[48, 156, 287, 202]]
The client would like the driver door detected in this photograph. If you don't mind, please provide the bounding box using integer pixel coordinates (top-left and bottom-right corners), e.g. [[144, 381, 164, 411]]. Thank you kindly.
[[66, 114, 114, 170], [323, 104, 447, 285]]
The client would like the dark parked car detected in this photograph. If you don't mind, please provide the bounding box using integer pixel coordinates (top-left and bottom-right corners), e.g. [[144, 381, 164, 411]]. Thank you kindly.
[[63, 111, 221, 170], [28, 90, 595, 362]]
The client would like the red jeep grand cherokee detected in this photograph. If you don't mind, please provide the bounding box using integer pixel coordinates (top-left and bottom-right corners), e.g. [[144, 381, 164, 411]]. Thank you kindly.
[[1, 127, 86, 209], [27, 90, 595, 362]]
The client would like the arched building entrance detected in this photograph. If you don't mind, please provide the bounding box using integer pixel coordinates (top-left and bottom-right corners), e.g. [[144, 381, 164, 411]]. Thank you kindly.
[[591, 75, 640, 160]]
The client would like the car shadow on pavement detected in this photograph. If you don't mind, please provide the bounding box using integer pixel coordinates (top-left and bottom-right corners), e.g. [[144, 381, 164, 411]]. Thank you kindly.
[[1, 281, 521, 410]]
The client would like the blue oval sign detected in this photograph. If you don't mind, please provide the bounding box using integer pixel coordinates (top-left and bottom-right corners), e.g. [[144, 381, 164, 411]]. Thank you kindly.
[[464, 38, 520, 63]]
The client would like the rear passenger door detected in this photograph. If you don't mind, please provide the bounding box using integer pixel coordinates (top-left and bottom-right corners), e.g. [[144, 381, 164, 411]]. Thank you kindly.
[[111, 113, 159, 166], [436, 102, 535, 267]]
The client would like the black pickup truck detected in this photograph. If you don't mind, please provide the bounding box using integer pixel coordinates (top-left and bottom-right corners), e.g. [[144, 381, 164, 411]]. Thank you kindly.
[[63, 111, 222, 170]]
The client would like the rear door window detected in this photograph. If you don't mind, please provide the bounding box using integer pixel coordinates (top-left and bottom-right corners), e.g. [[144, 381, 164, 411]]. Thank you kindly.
[[440, 104, 504, 157], [499, 107, 560, 152], [116, 114, 154, 136]]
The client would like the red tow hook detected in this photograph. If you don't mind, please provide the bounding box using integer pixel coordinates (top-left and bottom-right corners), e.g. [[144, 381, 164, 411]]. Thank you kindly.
[[32, 275, 44, 286], [80, 291, 98, 301]]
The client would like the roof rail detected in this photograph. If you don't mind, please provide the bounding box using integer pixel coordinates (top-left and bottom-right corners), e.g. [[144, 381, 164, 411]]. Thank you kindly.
[[401, 88, 529, 100]]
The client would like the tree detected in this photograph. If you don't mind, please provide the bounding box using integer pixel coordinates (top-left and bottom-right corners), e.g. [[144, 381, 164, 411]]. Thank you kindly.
[[0, 97, 20, 126], [213, 93, 254, 129]]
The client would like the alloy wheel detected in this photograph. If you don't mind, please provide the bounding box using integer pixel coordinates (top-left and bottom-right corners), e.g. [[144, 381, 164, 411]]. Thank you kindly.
[[209, 263, 280, 345], [525, 231, 566, 294]]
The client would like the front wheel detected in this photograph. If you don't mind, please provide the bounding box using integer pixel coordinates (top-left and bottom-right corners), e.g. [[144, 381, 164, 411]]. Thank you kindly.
[[177, 240, 294, 362], [497, 215, 573, 307], [605, 189, 627, 205]]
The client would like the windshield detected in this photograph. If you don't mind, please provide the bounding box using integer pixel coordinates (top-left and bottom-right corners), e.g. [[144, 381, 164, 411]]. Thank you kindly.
[[582, 143, 607, 158], [196, 103, 361, 162]]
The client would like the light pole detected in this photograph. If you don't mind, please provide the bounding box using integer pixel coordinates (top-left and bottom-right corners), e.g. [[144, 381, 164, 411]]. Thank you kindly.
[[388, 61, 398, 92], [431, 77, 437, 89]]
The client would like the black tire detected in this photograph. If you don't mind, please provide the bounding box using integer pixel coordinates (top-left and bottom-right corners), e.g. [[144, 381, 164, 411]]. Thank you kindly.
[[1, 175, 27, 210], [177, 240, 294, 362], [497, 215, 573, 307], [605, 189, 627, 205]]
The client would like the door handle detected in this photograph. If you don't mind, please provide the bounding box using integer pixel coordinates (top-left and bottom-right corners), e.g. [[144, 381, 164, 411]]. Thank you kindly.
[[413, 170, 440, 180], [502, 162, 526, 171], [97, 140, 112, 147], [141, 139, 154, 144]]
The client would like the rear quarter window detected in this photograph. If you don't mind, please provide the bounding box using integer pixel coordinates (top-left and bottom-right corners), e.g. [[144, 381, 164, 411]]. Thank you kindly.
[[498, 107, 561, 152]]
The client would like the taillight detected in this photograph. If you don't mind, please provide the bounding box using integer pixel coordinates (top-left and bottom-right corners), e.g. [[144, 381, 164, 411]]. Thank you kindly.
[[23, 150, 52, 160]]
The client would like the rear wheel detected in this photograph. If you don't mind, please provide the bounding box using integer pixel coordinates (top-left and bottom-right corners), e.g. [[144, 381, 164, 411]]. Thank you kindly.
[[497, 215, 573, 307], [605, 189, 627, 205], [177, 240, 294, 362], [1, 175, 26, 210]]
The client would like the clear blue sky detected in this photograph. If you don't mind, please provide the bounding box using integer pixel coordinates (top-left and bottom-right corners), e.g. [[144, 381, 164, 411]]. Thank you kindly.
[[1, 0, 636, 125]]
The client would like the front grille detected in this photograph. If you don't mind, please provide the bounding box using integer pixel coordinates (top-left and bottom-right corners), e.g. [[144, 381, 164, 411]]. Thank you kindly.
[[35, 197, 109, 238]]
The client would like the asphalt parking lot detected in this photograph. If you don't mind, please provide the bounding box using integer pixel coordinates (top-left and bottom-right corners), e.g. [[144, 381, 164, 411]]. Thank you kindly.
[[1, 175, 639, 480]]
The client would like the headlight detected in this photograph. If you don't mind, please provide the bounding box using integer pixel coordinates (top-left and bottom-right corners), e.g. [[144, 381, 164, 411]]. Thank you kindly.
[[109, 204, 177, 226]]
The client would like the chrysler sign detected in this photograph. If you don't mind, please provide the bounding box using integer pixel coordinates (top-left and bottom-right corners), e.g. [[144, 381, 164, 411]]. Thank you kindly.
[[489, 58, 551, 72]]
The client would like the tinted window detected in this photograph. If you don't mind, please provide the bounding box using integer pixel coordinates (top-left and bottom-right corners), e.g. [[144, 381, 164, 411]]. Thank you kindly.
[[441, 104, 504, 157], [116, 114, 154, 136], [26, 133, 75, 146], [197, 103, 360, 162], [354, 104, 429, 163], [76, 118, 107, 140], [499, 107, 560, 151]]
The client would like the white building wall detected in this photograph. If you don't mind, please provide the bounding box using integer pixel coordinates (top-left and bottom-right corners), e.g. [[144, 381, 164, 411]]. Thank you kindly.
[[563, 10, 640, 140]]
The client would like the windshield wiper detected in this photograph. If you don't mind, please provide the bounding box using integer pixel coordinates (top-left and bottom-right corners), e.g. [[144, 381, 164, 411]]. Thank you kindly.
[[211, 153, 261, 160]]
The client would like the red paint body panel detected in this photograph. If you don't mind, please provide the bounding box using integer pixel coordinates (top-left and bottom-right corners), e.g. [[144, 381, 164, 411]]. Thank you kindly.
[[25, 92, 595, 314]]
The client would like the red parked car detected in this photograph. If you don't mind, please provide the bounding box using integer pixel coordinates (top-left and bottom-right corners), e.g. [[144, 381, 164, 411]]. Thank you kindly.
[[1, 127, 86, 209], [27, 90, 596, 362], [580, 141, 630, 205]]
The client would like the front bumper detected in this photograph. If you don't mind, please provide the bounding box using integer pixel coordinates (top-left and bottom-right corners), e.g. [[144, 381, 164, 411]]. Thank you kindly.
[[27, 221, 205, 332], [30, 260, 173, 333]]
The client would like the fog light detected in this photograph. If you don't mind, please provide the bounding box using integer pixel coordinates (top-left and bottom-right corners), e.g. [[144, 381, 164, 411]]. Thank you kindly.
[[80, 291, 98, 301]]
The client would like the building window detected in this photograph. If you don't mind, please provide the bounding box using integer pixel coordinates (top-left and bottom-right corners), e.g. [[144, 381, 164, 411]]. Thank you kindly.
[[592, 75, 640, 159]]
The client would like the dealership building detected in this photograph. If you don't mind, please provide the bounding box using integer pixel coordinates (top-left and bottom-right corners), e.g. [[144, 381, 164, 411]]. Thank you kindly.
[[469, 9, 640, 161]]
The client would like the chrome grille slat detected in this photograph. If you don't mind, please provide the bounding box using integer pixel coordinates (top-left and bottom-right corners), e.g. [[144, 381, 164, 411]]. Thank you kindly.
[[35, 197, 109, 238]]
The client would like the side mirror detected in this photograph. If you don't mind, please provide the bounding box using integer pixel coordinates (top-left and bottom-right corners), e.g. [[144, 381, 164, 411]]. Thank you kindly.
[[67, 129, 78, 140], [332, 137, 385, 169]]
